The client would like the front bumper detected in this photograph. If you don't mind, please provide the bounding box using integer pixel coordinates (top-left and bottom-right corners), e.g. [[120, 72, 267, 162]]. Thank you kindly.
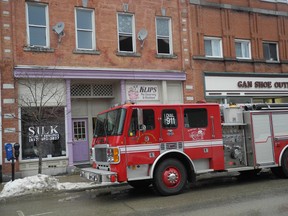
[[80, 168, 117, 183]]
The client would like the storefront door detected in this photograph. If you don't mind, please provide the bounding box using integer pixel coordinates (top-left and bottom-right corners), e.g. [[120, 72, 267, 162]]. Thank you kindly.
[[72, 118, 89, 163]]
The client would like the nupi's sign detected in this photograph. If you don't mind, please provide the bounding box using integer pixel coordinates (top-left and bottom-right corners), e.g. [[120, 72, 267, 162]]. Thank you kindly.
[[126, 84, 159, 101]]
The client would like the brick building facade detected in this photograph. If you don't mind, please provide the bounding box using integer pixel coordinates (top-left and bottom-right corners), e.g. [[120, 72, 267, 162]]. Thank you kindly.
[[0, 0, 187, 179], [187, 0, 288, 103], [1, 0, 288, 179]]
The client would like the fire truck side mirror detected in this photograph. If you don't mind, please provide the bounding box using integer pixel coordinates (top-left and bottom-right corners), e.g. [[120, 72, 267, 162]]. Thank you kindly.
[[139, 124, 146, 132], [137, 108, 143, 125]]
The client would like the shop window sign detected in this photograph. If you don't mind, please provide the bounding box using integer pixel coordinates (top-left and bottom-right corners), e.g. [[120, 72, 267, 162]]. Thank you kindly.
[[21, 107, 66, 159]]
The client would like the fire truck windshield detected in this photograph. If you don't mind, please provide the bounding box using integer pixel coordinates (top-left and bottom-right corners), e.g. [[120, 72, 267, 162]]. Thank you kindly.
[[94, 108, 126, 137]]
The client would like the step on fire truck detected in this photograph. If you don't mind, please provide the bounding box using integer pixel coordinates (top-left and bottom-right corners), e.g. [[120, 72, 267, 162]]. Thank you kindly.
[[80, 102, 288, 196]]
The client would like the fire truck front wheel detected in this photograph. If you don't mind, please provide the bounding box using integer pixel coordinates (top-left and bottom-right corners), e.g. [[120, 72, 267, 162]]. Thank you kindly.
[[153, 159, 187, 196]]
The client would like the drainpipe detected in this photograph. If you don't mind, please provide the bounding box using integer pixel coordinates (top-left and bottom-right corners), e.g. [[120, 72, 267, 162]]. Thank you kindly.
[[66, 79, 74, 168]]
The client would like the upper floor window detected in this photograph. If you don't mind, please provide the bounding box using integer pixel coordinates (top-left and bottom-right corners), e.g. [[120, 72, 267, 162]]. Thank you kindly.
[[26, 3, 49, 47], [204, 37, 223, 58], [263, 42, 278, 62], [235, 39, 251, 59], [117, 13, 135, 52], [75, 8, 95, 50], [156, 17, 172, 55]]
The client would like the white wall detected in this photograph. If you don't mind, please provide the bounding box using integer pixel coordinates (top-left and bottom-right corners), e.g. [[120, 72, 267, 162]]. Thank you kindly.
[[167, 81, 183, 104]]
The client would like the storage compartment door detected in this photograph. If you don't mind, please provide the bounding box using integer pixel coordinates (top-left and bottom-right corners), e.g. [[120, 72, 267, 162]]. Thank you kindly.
[[252, 114, 275, 165]]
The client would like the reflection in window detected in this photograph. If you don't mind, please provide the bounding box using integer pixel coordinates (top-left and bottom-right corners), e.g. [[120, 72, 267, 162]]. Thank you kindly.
[[21, 107, 66, 159], [75, 8, 95, 50], [26, 3, 48, 47], [184, 109, 208, 128], [263, 42, 278, 61], [143, 109, 155, 130], [117, 13, 135, 52], [129, 109, 138, 136]]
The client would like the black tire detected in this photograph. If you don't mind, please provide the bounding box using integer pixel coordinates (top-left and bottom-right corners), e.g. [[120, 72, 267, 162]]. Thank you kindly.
[[271, 150, 288, 178], [153, 159, 187, 196], [280, 150, 288, 178], [128, 180, 152, 189]]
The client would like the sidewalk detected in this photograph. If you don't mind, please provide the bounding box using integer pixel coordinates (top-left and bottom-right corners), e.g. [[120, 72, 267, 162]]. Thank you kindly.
[[0, 173, 113, 199], [0, 171, 131, 201]]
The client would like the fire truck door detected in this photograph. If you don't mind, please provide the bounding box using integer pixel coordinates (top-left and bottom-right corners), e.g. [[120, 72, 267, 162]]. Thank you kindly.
[[271, 113, 288, 163], [126, 109, 159, 164], [252, 114, 275, 166], [160, 108, 183, 150]]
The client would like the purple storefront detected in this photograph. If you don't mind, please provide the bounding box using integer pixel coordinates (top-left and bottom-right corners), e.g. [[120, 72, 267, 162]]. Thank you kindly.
[[14, 66, 186, 175]]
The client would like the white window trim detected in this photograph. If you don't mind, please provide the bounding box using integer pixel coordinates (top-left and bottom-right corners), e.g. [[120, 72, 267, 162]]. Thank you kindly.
[[155, 17, 173, 55], [75, 8, 96, 50], [204, 36, 223, 58], [261, 0, 288, 3], [117, 13, 136, 53], [235, 39, 251, 60], [263, 41, 279, 62], [25, 2, 50, 48]]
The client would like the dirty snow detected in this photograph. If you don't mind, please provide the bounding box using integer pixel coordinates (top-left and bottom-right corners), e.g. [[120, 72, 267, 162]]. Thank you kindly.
[[0, 174, 96, 199]]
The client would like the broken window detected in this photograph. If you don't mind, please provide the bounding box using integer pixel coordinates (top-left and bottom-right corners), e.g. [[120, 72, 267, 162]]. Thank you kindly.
[[117, 13, 135, 52]]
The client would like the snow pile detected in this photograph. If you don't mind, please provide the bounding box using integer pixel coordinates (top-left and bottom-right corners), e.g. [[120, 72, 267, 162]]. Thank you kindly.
[[0, 174, 95, 199]]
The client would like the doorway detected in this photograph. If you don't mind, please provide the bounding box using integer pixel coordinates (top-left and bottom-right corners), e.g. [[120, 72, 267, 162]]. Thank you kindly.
[[72, 118, 89, 163]]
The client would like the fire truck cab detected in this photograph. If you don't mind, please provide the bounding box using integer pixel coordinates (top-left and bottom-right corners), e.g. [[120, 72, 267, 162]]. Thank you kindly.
[[80, 103, 288, 196]]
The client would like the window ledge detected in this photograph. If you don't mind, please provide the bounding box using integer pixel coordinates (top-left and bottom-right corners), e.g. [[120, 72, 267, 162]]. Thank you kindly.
[[155, 54, 177, 59], [116, 52, 141, 57], [193, 56, 288, 64], [236, 58, 253, 63], [265, 60, 280, 64], [23, 46, 54, 53], [193, 56, 224, 61], [73, 49, 101, 55]]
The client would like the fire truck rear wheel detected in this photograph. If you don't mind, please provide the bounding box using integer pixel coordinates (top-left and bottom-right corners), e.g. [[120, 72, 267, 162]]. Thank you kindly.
[[153, 158, 187, 196], [271, 150, 288, 178], [281, 150, 288, 178]]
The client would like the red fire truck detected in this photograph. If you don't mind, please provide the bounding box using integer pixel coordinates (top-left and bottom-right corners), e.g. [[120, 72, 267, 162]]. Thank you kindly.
[[80, 102, 288, 195]]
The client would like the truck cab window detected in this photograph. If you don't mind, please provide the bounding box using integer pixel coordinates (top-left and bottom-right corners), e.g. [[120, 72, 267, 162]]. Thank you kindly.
[[143, 109, 155, 130], [184, 108, 208, 128], [162, 109, 177, 128], [129, 110, 138, 136]]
